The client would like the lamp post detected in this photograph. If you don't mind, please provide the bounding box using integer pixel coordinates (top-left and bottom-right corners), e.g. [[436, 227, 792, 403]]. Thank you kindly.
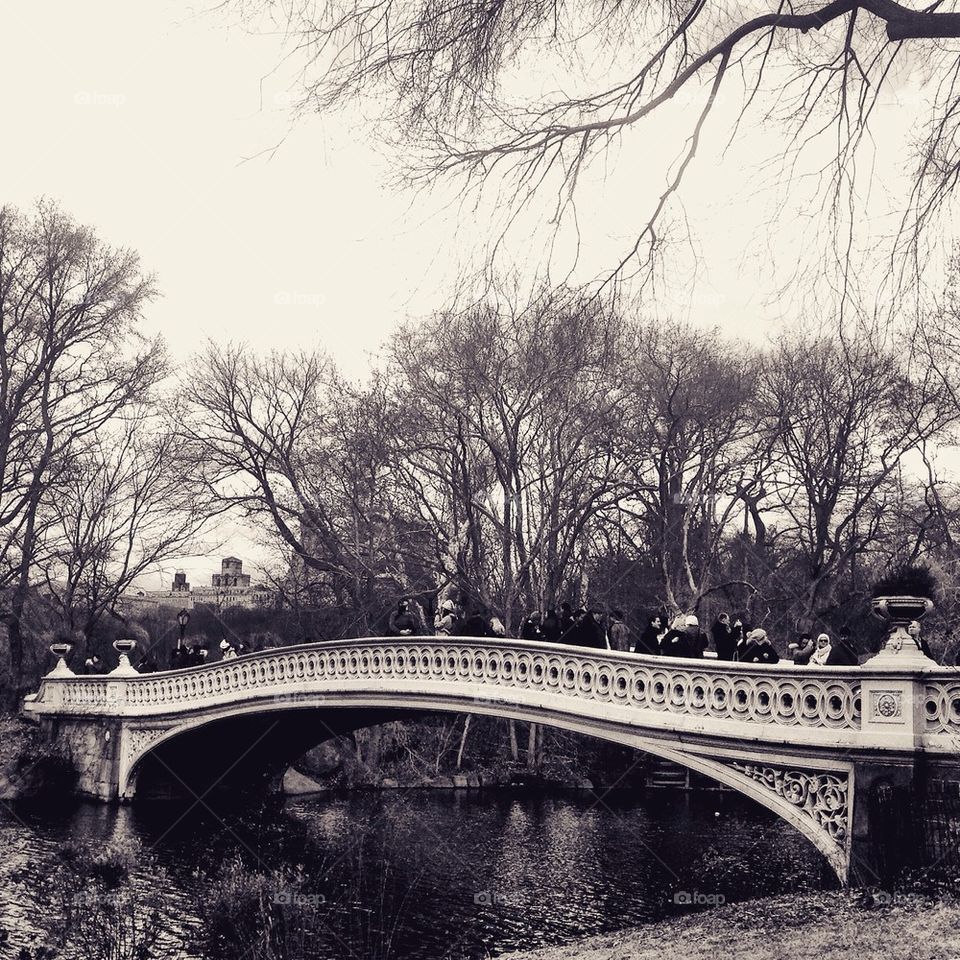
[[177, 608, 191, 649]]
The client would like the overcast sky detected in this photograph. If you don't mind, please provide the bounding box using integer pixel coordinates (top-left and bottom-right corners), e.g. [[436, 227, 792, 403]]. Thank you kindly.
[[0, 2, 942, 588]]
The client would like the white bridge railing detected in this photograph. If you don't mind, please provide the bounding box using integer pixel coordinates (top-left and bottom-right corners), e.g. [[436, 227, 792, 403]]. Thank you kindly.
[[22, 637, 960, 755]]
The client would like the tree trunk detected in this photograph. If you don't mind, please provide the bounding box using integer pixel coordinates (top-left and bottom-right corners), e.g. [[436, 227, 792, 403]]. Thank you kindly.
[[508, 720, 519, 762], [526, 722, 538, 769], [6, 616, 24, 710], [456, 714, 471, 770], [365, 725, 382, 769]]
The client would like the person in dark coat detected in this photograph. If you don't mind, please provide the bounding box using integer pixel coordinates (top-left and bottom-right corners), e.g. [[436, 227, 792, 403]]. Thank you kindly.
[[389, 599, 420, 637], [559, 602, 575, 636], [907, 620, 934, 660], [788, 632, 815, 665], [787, 633, 817, 667], [169, 646, 186, 670], [730, 617, 744, 649], [711, 613, 736, 661], [137, 652, 159, 673], [541, 608, 562, 644], [733, 621, 753, 661], [740, 629, 779, 664], [607, 610, 630, 652], [558, 607, 587, 645], [679, 614, 707, 658], [562, 608, 607, 650], [634, 615, 664, 656], [825, 627, 859, 666], [460, 605, 493, 637], [519, 612, 543, 642], [660, 616, 691, 657], [660, 613, 707, 658]]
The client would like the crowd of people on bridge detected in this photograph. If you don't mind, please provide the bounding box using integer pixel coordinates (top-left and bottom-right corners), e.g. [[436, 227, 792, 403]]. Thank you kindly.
[[386, 597, 935, 666], [85, 639, 250, 674], [73, 595, 932, 675]]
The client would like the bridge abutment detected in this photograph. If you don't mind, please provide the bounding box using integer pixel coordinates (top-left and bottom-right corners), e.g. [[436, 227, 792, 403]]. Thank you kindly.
[[40, 716, 125, 802], [850, 757, 922, 886]]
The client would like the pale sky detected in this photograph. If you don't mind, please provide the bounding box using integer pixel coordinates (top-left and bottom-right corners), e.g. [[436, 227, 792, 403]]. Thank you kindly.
[[0, 2, 947, 587]]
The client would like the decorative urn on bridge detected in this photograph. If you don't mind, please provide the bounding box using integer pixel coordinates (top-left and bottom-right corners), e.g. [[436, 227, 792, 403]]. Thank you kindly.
[[47, 637, 75, 677], [869, 562, 937, 665], [109, 636, 139, 676]]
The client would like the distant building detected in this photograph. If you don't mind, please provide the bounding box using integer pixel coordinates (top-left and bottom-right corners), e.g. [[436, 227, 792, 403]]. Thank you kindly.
[[121, 557, 276, 614], [210, 557, 250, 589]]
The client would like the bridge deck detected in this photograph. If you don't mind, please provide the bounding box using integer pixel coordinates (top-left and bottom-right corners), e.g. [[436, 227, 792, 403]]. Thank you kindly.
[[23, 637, 960, 756]]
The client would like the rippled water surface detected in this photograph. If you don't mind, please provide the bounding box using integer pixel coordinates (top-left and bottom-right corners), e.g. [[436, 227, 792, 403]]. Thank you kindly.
[[0, 789, 831, 958]]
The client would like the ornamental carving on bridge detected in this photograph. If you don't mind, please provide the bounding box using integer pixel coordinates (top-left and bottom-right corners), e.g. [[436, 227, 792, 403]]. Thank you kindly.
[[79, 641, 864, 733], [870, 690, 904, 723], [124, 727, 169, 761], [924, 682, 960, 734], [730, 762, 849, 844]]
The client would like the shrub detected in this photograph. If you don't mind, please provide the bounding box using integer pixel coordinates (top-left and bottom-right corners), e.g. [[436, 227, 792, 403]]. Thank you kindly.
[[871, 561, 939, 601], [18, 838, 166, 960]]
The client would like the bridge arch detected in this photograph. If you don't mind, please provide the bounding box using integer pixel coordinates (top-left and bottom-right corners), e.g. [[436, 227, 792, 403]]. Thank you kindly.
[[119, 691, 852, 881]]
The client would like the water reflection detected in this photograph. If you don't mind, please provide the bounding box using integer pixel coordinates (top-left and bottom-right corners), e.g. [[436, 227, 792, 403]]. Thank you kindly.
[[0, 789, 832, 959]]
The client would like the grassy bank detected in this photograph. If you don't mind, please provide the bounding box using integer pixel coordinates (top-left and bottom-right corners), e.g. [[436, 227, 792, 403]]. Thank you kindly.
[[500, 890, 960, 960]]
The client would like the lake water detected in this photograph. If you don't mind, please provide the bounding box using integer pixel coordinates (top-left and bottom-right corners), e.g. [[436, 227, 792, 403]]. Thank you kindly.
[[0, 789, 832, 958]]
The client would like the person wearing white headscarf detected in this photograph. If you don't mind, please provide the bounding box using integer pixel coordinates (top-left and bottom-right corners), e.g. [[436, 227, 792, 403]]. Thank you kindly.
[[810, 633, 832, 666]]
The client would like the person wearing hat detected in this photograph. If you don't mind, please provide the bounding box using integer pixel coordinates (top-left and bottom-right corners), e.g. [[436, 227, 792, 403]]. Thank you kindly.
[[740, 628, 779, 664], [220, 639, 238, 660], [434, 599, 460, 636]]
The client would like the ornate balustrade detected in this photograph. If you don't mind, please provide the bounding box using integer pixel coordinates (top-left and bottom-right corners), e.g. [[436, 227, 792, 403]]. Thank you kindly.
[[26, 637, 960, 754], [923, 681, 960, 736]]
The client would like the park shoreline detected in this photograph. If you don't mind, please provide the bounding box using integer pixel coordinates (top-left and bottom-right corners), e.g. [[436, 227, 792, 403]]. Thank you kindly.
[[497, 889, 960, 960]]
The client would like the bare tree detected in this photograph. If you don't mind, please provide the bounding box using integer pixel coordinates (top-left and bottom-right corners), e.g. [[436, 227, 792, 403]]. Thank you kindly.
[[0, 201, 161, 696], [391, 288, 629, 627], [39, 413, 214, 646], [181, 345, 430, 634], [757, 330, 953, 618], [242, 1, 960, 290], [613, 321, 761, 612]]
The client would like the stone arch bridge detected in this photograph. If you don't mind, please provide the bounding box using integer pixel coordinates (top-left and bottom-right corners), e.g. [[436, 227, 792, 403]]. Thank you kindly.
[[22, 637, 960, 885]]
